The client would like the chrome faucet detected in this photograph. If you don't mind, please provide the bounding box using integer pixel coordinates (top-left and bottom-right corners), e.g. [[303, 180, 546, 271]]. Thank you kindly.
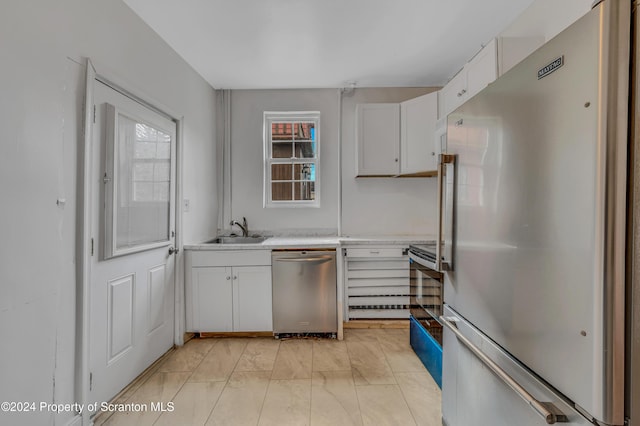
[[230, 217, 249, 237]]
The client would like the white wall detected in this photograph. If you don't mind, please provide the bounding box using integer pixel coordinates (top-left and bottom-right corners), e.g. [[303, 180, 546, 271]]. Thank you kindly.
[[229, 89, 340, 234], [0, 1, 217, 425], [226, 87, 439, 237], [341, 88, 439, 236], [500, 0, 592, 41]]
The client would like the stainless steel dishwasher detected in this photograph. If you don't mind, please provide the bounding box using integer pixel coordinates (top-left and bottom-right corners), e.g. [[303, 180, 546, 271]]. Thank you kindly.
[[272, 250, 337, 337]]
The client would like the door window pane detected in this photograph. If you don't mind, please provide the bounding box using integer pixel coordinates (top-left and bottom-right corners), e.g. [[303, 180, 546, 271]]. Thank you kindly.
[[109, 109, 173, 255]]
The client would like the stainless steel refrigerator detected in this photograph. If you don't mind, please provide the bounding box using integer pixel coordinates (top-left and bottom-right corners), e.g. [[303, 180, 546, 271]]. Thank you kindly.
[[437, 1, 639, 425]]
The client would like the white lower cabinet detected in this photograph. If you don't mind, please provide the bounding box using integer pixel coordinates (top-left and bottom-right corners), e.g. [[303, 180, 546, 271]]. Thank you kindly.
[[186, 250, 272, 332], [234, 266, 273, 332], [192, 267, 234, 331]]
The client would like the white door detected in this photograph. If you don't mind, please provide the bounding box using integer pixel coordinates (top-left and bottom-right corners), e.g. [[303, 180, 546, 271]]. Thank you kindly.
[[89, 80, 176, 407]]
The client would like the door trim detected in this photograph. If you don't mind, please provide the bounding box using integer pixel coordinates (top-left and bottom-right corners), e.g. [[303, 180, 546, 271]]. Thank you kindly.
[[77, 58, 184, 426]]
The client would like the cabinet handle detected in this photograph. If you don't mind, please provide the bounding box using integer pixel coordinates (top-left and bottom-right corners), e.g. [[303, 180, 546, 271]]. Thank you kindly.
[[432, 152, 436, 156], [394, 158, 398, 162], [226, 276, 231, 280], [457, 89, 467, 97], [370, 250, 380, 254], [233, 276, 238, 280]]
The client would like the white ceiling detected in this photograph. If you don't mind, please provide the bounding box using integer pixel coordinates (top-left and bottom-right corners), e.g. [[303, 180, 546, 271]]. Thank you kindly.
[[122, 0, 537, 89]]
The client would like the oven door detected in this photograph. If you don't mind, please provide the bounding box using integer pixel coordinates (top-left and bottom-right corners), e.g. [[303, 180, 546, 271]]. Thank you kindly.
[[409, 252, 444, 387], [409, 252, 444, 344]]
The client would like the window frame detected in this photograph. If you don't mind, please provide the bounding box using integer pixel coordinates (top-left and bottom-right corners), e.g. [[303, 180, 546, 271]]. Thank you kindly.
[[263, 111, 321, 208]]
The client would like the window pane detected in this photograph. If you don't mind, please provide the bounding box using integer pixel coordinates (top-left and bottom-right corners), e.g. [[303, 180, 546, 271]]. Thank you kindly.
[[133, 163, 154, 181], [134, 142, 156, 159], [116, 114, 170, 250], [156, 140, 170, 159], [154, 182, 170, 202], [293, 122, 315, 141], [271, 122, 293, 140], [133, 182, 154, 202], [272, 182, 292, 201], [272, 141, 293, 158], [294, 141, 316, 158], [294, 181, 315, 201], [271, 163, 292, 181], [294, 163, 316, 181], [154, 161, 171, 181]]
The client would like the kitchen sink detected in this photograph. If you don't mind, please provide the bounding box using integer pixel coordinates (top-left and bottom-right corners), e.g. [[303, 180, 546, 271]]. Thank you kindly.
[[205, 236, 267, 244]]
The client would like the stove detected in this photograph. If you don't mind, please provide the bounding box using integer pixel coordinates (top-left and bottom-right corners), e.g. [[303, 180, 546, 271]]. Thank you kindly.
[[408, 241, 443, 387]]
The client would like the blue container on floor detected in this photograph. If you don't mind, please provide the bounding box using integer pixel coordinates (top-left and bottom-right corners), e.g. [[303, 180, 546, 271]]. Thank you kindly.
[[409, 315, 442, 388]]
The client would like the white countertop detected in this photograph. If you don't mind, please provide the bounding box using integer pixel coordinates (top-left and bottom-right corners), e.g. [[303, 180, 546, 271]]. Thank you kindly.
[[184, 235, 436, 251]]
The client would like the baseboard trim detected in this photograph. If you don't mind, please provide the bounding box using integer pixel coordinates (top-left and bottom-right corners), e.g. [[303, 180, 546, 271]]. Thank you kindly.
[[198, 331, 273, 338], [90, 346, 176, 425], [343, 319, 410, 329]]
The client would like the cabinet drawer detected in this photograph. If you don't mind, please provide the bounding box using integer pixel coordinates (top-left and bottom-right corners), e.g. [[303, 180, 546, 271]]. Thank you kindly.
[[189, 250, 271, 267], [346, 247, 405, 258]]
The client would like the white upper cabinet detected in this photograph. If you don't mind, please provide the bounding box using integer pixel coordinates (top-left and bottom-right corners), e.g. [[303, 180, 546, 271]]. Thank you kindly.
[[465, 38, 498, 98], [356, 93, 438, 177], [400, 92, 438, 174], [440, 36, 549, 120], [356, 103, 401, 176], [440, 69, 468, 120], [440, 39, 498, 119]]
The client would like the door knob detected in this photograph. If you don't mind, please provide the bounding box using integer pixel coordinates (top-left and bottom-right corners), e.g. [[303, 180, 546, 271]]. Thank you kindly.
[[168, 246, 179, 255]]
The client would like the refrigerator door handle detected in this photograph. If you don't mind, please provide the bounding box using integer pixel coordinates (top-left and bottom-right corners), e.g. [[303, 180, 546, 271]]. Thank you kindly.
[[437, 153, 456, 270], [440, 316, 569, 424]]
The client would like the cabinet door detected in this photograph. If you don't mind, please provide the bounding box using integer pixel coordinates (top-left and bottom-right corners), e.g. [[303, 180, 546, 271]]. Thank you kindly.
[[441, 70, 467, 118], [400, 92, 438, 173], [466, 39, 497, 100], [234, 266, 273, 332], [193, 267, 233, 332], [356, 103, 400, 176]]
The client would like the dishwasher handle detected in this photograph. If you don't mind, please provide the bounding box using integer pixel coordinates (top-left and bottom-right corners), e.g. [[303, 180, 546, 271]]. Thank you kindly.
[[274, 255, 333, 264]]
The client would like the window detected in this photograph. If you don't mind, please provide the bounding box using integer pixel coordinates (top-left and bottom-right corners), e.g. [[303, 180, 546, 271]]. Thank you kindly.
[[264, 111, 320, 207], [104, 103, 176, 258]]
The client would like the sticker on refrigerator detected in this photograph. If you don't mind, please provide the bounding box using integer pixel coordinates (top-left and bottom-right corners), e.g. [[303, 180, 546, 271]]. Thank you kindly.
[[537, 56, 564, 80]]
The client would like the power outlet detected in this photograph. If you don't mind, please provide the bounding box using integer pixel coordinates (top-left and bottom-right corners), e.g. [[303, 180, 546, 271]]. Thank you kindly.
[[183, 199, 190, 212]]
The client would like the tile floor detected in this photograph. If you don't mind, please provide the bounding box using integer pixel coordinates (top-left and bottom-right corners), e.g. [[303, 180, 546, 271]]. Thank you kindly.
[[94, 328, 442, 426]]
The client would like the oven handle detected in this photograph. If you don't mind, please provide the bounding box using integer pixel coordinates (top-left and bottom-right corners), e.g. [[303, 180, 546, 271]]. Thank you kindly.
[[408, 251, 438, 270], [440, 316, 569, 424]]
